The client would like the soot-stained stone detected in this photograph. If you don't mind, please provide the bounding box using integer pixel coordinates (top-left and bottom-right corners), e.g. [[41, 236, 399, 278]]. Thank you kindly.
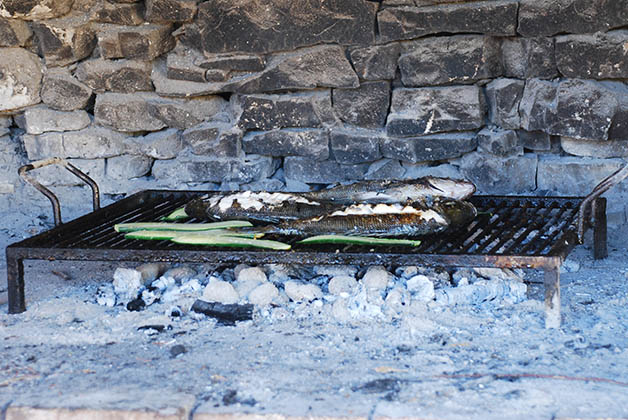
[[237, 45, 359, 93], [41, 68, 93, 111], [96, 23, 174, 60], [243, 129, 329, 161], [0, 48, 42, 112], [130, 128, 183, 159], [386, 86, 485, 137], [330, 130, 382, 164], [183, 122, 241, 157], [146, 96, 227, 130], [106, 154, 153, 180], [475, 127, 522, 157], [332, 82, 390, 129], [364, 159, 406, 180], [517, 130, 551, 152], [152, 155, 276, 184], [22, 126, 128, 160], [75, 59, 153, 93], [400, 35, 502, 87], [0, 0, 74, 20], [236, 92, 334, 131], [180, 0, 376, 54], [501, 37, 558, 79], [518, 0, 628, 37], [378, 1, 518, 42], [284, 157, 369, 184], [459, 152, 537, 194], [604, 82, 628, 141], [166, 47, 211, 83], [92, 2, 144, 25], [198, 53, 265, 72], [380, 132, 476, 163], [556, 31, 628, 80], [520, 79, 618, 141], [15, 105, 91, 135], [537, 155, 625, 196], [561, 137, 628, 158], [145, 0, 197, 24], [485, 78, 525, 129], [95, 93, 166, 132], [349, 44, 400, 81], [31, 17, 96, 67], [0, 18, 32, 47]]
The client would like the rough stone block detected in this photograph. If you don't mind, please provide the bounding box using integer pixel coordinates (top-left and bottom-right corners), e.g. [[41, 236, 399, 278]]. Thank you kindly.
[[364, 158, 406, 180], [0, 0, 74, 20], [537, 155, 625, 196], [182, 122, 241, 157], [518, 0, 628, 37], [151, 57, 233, 97], [517, 130, 551, 152], [243, 129, 329, 160], [556, 31, 628, 80], [459, 152, 537, 194], [131, 128, 183, 159], [485, 78, 525, 129], [399, 35, 502, 86], [40, 68, 93, 111], [96, 23, 175, 60], [75, 59, 153, 93], [31, 17, 96, 67], [236, 92, 333, 131], [0, 18, 32, 47], [15, 106, 91, 135], [476, 127, 522, 157], [198, 53, 265, 72], [381, 132, 476, 163], [92, 1, 144, 25], [561, 137, 628, 158], [237, 45, 359, 93], [520, 79, 618, 141], [145, 0, 197, 23], [349, 43, 400, 81], [501, 37, 557, 79], [146, 96, 228, 130], [94, 92, 166, 132], [604, 82, 628, 141], [386, 86, 485, 137], [0, 48, 42, 112], [332, 81, 390, 129], [106, 154, 153, 180], [378, 1, 518, 42], [284, 157, 369, 184], [330, 130, 382, 164], [166, 47, 210, 83], [152, 155, 276, 184], [31, 158, 105, 187], [180, 0, 376, 54], [22, 126, 128, 160], [0, 115, 11, 127], [401, 162, 463, 181]]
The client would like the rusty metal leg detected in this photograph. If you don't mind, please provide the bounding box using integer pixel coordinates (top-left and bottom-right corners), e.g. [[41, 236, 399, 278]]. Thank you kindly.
[[6, 250, 25, 314], [593, 198, 608, 260], [544, 267, 560, 329]]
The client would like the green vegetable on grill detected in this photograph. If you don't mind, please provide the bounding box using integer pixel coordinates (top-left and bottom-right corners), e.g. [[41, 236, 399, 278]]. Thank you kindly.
[[298, 235, 421, 247], [171, 234, 291, 250], [114, 221, 253, 233], [124, 229, 264, 241], [161, 207, 189, 221]]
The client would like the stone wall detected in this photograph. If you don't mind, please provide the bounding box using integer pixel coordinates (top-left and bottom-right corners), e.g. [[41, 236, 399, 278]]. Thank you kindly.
[[1, 0, 627, 224]]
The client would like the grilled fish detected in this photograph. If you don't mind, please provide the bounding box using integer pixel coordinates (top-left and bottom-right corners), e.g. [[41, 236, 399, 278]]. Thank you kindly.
[[303, 177, 476, 205], [184, 191, 342, 224]]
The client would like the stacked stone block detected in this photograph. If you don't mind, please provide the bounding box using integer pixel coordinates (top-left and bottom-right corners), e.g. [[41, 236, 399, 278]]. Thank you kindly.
[[0, 0, 627, 223]]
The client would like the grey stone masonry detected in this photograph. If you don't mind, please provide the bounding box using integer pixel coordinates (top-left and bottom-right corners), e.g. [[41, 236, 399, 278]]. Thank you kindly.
[[106, 154, 153, 180], [75, 59, 153, 93], [485, 79, 525, 130], [364, 158, 406, 180], [31, 16, 96, 67], [0, 18, 32, 47], [0, 48, 42, 112], [91, 1, 145, 25], [152, 155, 277, 184], [166, 46, 210, 83], [399, 36, 503, 87], [556, 31, 628, 80], [518, 0, 628, 37], [130, 128, 183, 160], [15, 106, 91, 135], [380, 132, 477, 163], [197, 53, 266, 72], [330, 130, 382, 164], [501, 38, 558, 80], [95, 23, 175, 60], [95, 93, 166, 132], [183, 122, 241, 158], [378, 1, 518, 42], [284, 157, 369, 184], [459, 152, 537, 194], [386, 86, 485, 137], [332, 82, 390, 129], [22, 126, 128, 160], [604, 82, 628, 141], [40, 69, 93, 111], [145, 96, 228, 130], [349, 44, 400, 82], [0, 0, 74, 20], [518, 130, 551, 152], [243, 129, 330, 161], [476, 128, 523, 158], [561, 137, 628, 159], [145, 0, 198, 24]]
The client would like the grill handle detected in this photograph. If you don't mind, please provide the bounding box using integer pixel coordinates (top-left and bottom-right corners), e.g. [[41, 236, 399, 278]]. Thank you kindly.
[[578, 162, 628, 243], [18, 157, 101, 227]]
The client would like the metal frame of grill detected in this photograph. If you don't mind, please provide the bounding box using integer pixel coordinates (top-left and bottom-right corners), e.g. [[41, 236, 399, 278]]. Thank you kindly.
[[6, 158, 628, 328]]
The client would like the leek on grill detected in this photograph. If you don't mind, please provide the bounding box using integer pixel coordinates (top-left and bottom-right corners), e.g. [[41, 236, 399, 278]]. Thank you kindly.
[[114, 221, 253, 232], [161, 207, 189, 221], [124, 229, 263, 240], [172, 234, 290, 250], [298, 235, 421, 247]]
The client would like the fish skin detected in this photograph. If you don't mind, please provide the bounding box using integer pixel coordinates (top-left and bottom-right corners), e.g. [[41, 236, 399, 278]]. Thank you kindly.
[[303, 177, 476, 205], [429, 198, 477, 228]]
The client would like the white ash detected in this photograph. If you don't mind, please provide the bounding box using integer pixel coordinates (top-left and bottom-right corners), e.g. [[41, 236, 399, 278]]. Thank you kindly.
[[406, 275, 435, 302], [249, 283, 279, 306], [473, 267, 523, 282], [141, 287, 161, 306], [361, 266, 392, 290], [314, 265, 358, 278], [151, 275, 176, 292], [435, 280, 527, 306], [112, 267, 143, 303], [162, 265, 198, 282], [235, 267, 268, 297], [136, 262, 167, 285], [202, 279, 239, 304], [284, 281, 323, 302], [95, 283, 116, 307], [328, 275, 358, 296], [561, 259, 581, 273]]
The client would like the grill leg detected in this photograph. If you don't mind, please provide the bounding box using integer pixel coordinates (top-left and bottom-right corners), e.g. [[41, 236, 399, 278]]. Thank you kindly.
[[593, 197, 607, 260], [6, 251, 25, 314], [544, 267, 560, 329]]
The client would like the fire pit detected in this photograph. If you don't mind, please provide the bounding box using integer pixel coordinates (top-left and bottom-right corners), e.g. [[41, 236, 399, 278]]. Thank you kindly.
[[7, 158, 628, 328]]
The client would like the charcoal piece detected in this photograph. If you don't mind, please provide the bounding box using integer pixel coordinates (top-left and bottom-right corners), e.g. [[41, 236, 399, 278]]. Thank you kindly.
[[170, 344, 187, 358], [126, 298, 146, 311], [191, 299, 254, 326], [137, 324, 166, 333]]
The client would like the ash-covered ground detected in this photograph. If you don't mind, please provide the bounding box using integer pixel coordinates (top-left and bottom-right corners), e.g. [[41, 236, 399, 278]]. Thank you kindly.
[[1, 212, 627, 419]]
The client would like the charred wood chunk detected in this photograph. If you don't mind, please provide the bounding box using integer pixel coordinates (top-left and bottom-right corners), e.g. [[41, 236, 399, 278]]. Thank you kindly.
[[191, 299, 254, 326]]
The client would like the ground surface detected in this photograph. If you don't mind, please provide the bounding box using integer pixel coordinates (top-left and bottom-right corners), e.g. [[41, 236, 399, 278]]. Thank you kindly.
[[1, 212, 627, 420]]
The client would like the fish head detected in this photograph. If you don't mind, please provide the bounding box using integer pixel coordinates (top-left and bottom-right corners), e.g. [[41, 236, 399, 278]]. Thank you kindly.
[[435, 199, 477, 227]]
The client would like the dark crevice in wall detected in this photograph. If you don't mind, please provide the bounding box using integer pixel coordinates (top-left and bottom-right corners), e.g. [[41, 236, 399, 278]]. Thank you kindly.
[[216, 92, 233, 101]]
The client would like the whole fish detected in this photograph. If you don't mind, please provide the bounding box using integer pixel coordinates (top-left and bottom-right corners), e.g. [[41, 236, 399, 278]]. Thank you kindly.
[[184, 191, 342, 223], [303, 177, 476, 205]]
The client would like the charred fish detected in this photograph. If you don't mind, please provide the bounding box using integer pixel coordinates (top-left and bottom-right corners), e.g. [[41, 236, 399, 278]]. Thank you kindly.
[[303, 177, 476, 205]]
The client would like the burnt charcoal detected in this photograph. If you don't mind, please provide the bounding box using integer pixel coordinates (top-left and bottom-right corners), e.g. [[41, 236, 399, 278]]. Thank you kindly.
[[191, 299, 254, 325], [170, 344, 187, 358], [353, 378, 402, 395], [169, 306, 183, 318], [222, 389, 256, 406], [126, 298, 146, 312], [137, 324, 166, 333]]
